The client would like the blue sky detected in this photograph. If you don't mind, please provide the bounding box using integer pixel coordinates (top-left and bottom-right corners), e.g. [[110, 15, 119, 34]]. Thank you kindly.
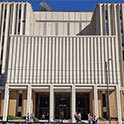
[[0, 0, 124, 11]]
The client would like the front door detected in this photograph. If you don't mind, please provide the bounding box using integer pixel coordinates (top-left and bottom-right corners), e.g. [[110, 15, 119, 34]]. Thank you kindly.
[[76, 93, 90, 120], [36, 93, 49, 120], [55, 93, 71, 119]]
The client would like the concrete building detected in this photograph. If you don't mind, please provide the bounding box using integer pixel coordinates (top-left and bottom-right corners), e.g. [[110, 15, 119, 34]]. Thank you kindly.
[[0, 2, 124, 123]]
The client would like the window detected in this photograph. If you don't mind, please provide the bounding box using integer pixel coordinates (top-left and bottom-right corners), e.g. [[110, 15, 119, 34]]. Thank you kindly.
[[2, 36, 4, 46], [123, 51, 124, 61], [120, 10, 122, 20], [102, 94, 106, 107], [18, 93, 22, 107], [105, 10, 108, 20], [4, 5, 7, 19], [121, 37, 123, 46], [19, 8, 21, 20], [18, 22, 20, 34], [0, 64, 1, 75], [1, 49, 3, 61], [3, 21, 6, 33], [121, 23, 123, 33], [106, 23, 108, 33]]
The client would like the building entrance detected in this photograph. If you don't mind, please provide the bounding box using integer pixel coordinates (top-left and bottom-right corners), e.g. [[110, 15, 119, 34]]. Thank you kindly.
[[55, 93, 71, 119], [35, 93, 49, 120], [76, 93, 90, 120]]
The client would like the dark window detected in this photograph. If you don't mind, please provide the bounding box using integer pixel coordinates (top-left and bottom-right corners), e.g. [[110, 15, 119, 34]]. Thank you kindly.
[[121, 23, 123, 33], [1, 49, 3, 61], [18, 22, 20, 34], [17, 112, 21, 117], [14, 4, 18, 34], [103, 112, 107, 119], [123, 51, 124, 61], [2, 36, 4, 47], [9, 4, 13, 35], [105, 10, 108, 20], [19, 8, 21, 20], [102, 94, 106, 107], [22, 20, 25, 23], [18, 93, 22, 107], [4, 5, 7, 19], [120, 10, 122, 20], [0, 64, 2, 75], [106, 23, 108, 33], [121, 37, 123, 46], [3, 21, 6, 33], [23, 4, 26, 35]]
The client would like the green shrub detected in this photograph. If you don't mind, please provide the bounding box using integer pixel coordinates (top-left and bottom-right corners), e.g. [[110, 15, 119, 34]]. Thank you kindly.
[[99, 117, 107, 121], [111, 117, 118, 121], [8, 115, 24, 120], [122, 118, 124, 121]]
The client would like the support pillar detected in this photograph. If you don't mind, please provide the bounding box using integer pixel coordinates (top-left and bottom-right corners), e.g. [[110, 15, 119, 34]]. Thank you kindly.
[[3, 84, 9, 121], [26, 85, 32, 116], [50, 85, 54, 122], [116, 85, 122, 124], [94, 85, 98, 118], [72, 85, 76, 123]]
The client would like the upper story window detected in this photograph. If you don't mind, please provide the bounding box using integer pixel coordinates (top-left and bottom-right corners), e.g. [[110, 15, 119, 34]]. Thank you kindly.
[[121, 23, 123, 33], [121, 36, 123, 46], [123, 51, 124, 61], [105, 10, 108, 20], [120, 10, 122, 20], [0, 64, 1, 75], [4, 4, 7, 19], [19, 5, 21, 20], [106, 23, 108, 33]]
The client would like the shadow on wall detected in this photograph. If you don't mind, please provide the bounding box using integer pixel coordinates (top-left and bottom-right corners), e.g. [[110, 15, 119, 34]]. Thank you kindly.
[[0, 35, 11, 88], [77, 12, 96, 35]]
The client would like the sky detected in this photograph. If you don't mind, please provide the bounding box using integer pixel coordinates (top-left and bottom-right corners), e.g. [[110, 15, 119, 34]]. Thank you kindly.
[[0, 0, 124, 11]]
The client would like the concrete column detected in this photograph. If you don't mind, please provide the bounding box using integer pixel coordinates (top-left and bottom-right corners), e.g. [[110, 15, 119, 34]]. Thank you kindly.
[[116, 85, 122, 124], [72, 85, 76, 123], [94, 85, 98, 118], [50, 85, 54, 122], [26, 85, 32, 116], [3, 84, 10, 121]]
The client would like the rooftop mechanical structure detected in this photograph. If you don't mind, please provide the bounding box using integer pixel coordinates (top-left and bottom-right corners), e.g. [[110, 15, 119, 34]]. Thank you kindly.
[[39, 1, 52, 11]]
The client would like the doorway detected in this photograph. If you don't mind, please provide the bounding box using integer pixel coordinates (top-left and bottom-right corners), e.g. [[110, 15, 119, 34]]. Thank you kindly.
[[76, 93, 90, 120], [55, 93, 71, 119], [35, 93, 49, 120]]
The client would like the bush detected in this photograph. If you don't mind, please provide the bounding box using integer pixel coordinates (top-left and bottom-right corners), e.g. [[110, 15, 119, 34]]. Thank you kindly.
[[8, 115, 24, 120], [99, 117, 108, 121], [111, 117, 118, 121], [122, 118, 124, 121]]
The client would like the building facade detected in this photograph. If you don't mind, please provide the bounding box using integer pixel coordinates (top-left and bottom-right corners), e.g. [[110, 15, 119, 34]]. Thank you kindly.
[[0, 2, 124, 123]]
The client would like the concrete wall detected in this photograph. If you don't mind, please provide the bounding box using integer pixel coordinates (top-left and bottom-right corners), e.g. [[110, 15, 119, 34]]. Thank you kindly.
[[6, 35, 120, 85], [93, 3, 124, 87], [33, 12, 92, 35], [0, 2, 33, 83]]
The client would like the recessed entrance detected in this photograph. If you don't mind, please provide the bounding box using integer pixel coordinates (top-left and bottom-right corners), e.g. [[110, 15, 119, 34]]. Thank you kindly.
[[76, 93, 90, 120], [55, 93, 71, 119], [35, 92, 49, 120]]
